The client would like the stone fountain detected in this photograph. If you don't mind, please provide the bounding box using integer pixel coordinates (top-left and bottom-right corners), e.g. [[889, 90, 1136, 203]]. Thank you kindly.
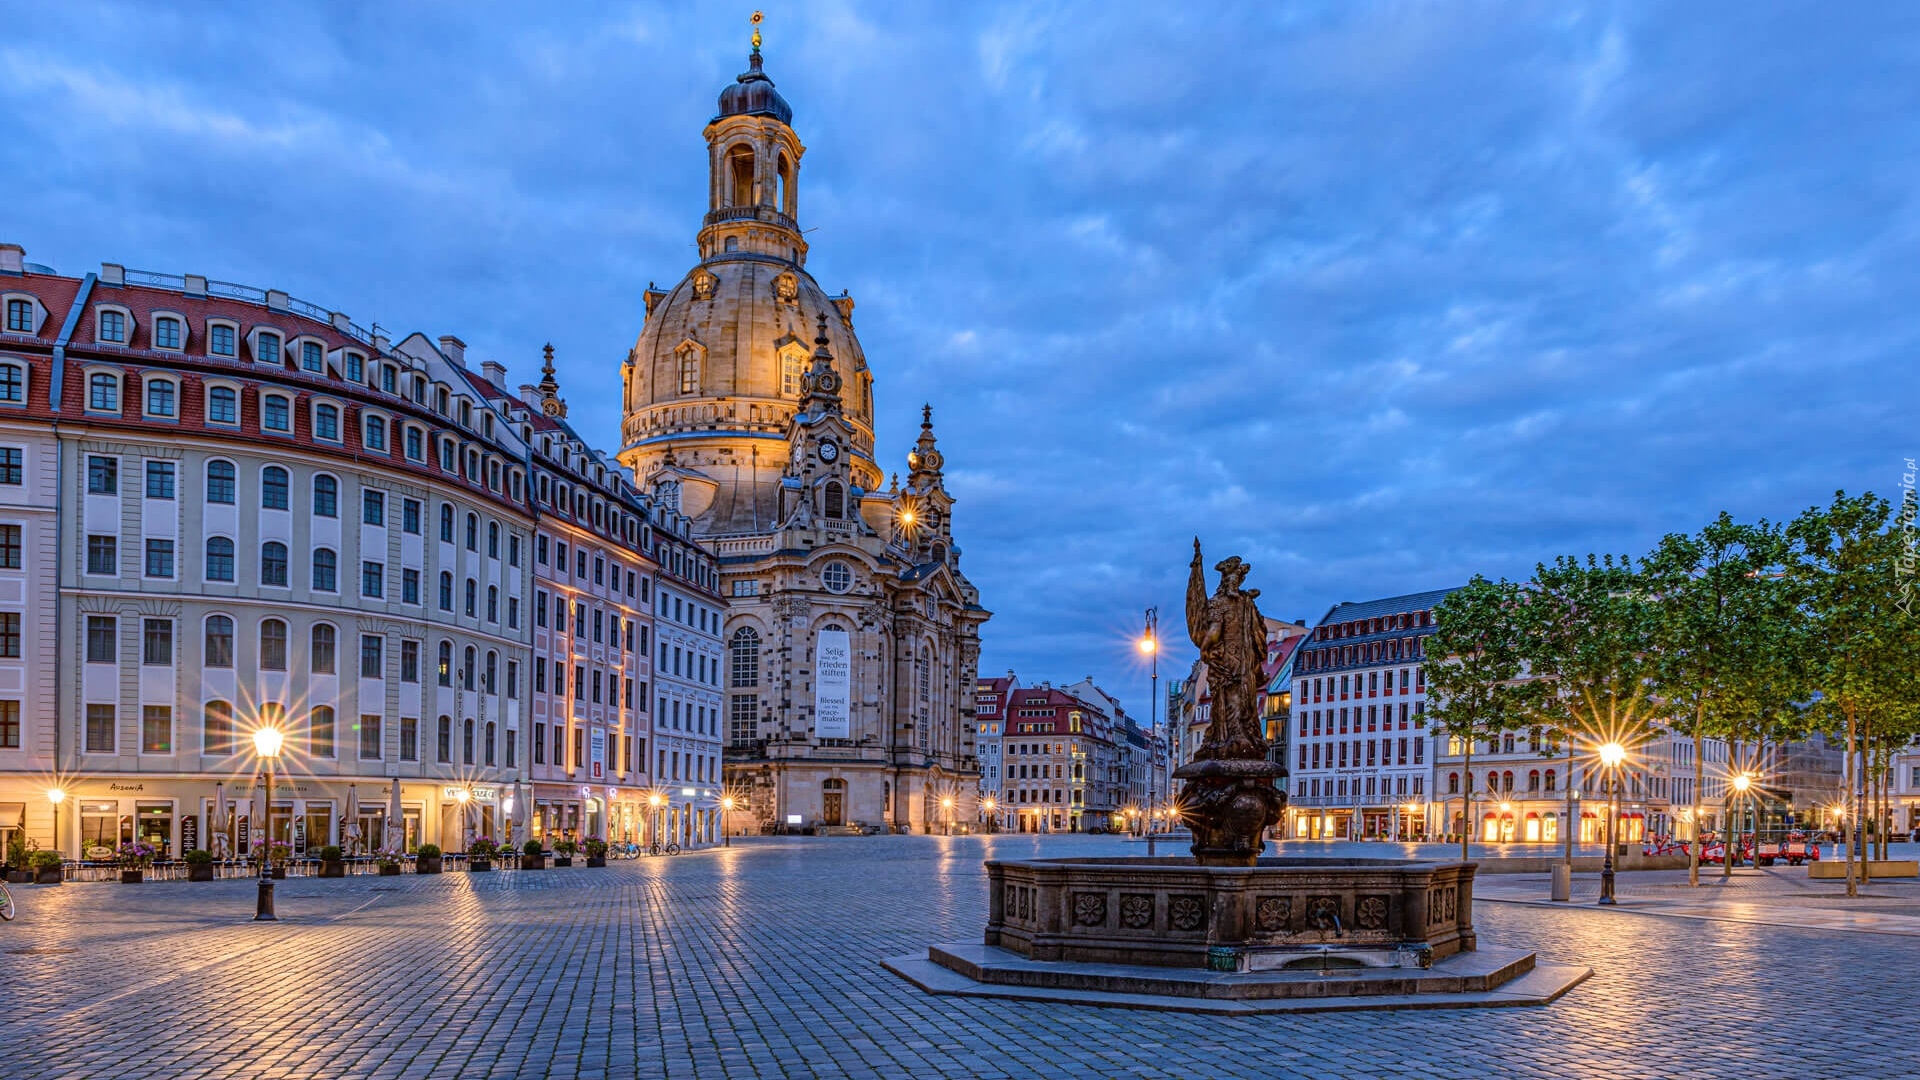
[[885, 541, 1589, 1012]]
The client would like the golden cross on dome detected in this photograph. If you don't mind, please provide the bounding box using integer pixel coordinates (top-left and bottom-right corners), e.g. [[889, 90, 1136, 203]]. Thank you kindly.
[[751, 11, 763, 53]]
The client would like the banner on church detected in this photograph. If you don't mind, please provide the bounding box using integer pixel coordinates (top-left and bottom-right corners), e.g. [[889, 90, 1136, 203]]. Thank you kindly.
[[814, 629, 852, 740]]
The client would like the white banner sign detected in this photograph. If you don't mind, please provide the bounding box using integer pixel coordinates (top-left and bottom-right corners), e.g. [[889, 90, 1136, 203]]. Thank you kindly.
[[814, 629, 852, 739], [590, 729, 606, 780]]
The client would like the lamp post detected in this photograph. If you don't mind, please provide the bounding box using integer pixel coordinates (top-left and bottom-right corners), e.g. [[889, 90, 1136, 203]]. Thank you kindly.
[[252, 725, 284, 921], [720, 795, 736, 847], [982, 797, 997, 834], [1138, 607, 1159, 857], [1726, 772, 1753, 879], [46, 787, 64, 860], [1597, 741, 1625, 905], [648, 791, 665, 849], [940, 796, 955, 836], [454, 787, 472, 854]]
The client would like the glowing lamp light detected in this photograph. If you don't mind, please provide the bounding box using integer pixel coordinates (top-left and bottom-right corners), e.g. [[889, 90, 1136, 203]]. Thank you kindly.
[[899, 509, 916, 526], [1731, 773, 1752, 794], [649, 793, 665, 808], [1137, 636, 1157, 655], [454, 788, 471, 804], [253, 726, 285, 758], [47, 787, 65, 806], [1598, 742, 1626, 769], [722, 796, 737, 812], [941, 797, 955, 810]]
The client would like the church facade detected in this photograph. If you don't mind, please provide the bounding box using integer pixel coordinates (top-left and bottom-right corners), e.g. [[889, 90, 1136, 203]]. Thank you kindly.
[[617, 41, 989, 834]]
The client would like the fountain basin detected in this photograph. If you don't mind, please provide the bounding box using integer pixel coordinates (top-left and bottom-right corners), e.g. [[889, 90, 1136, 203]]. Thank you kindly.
[[984, 856, 1476, 973]]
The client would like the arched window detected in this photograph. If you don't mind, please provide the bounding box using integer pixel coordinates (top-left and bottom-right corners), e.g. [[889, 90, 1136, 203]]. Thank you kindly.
[[203, 700, 235, 756], [259, 619, 288, 670], [730, 627, 760, 687], [439, 503, 454, 542], [484, 651, 498, 694], [261, 466, 289, 510], [205, 461, 236, 504], [310, 706, 335, 758], [462, 645, 476, 690], [1447, 772, 1460, 795], [311, 547, 337, 592], [462, 718, 475, 764], [678, 346, 699, 395], [484, 721, 497, 766], [437, 641, 452, 686], [204, 537, 235, 582], [776, 153, 792, 214], [1544, 769, 1557, 792], [1502, 770, 1515, 793], [438, 571, 453, 610], [203, 615, 234, 667], [1528, 769, 1541, 792], [310, 624, 336, 674], [823, 481, 844, 520], [465, 513, 477, 551], [437, 716, 452, 763], [312, 475, 338, 517], [728, 144, 754, 206], [487, 521, 499, 558], [260, 542, 288, 587]]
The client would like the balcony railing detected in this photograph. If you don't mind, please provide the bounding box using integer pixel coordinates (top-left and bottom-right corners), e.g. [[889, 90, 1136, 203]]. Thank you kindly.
[[703, 205, 798, 232]]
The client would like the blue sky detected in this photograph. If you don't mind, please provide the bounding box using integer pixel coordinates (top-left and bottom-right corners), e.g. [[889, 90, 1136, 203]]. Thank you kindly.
[[4, 3, 1914, 722]]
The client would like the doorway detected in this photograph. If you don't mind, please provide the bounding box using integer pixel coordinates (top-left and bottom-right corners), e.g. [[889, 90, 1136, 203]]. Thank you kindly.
[[822, 779, 845, 827]]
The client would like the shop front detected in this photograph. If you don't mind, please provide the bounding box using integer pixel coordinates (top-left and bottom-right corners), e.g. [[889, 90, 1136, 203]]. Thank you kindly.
[[54, 778, 457, 860]]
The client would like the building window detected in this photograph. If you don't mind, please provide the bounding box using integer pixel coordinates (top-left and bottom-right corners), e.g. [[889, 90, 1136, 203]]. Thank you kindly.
[[85, 704, 115, 753], [359, 714, 382, 760], [485, 585, 497, 623], [146, 379, 176, 417], [362, 489, 384, 526], [261, 542, 289, 586], [262, 394, 290, 432], [437, 716, 452, 763], [0, 364, 20, 402], [438, 571, 453, 611], [199, 464, 235, 508], [309, 706, 334, 758], [311, 547, 337, 592], [402, 498, 420, 534], [141, 705, 172, 754], [4, 299, 31, 333], [144, 461, 175, 499], [0, 448, 20, 485], [311, 475, 338, 517], [401, 640, 419, 683], [196, 534, 227, 580], [314, 403, 340, 441], [143, 538, 174, 579], [310, 624, 336, 674], [439, 503, 454, 542], [365, 414, 386, 451], [203, 700, 235, 756], [461, 646, 476, 691], [204, 615, 234, 667], [464, 579, 476, 617], [257, 332, 281, 365], [210, 323, 237, 357], [821, 561, 852, 593], [360, 634, 383, 678], [262, 466, 289, 510], [362, 561, 384, 598], [0, 612, 18, 659], [152, 315, 182, 349], [402, 568, 420, 605], [462, 718, 475, 764], [86, 535, 117, 576], [400, 717, 418, 761], [405, 426, 423, 460], [207, 386, 237, 424], [301, 340, 324, 373], [729, 627, 760, 687], [0, 524, 19, 569], [87, 455, 117, 494], [98, 309, 126, 343], [346, 352, 364, 383]]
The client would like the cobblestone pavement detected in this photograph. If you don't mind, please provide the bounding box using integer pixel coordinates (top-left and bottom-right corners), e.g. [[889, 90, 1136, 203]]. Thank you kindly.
[[3, 836, 1915, 1080]]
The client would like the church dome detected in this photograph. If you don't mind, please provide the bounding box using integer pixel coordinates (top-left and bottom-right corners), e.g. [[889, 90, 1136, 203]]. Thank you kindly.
[[717, 53, 792, 125]]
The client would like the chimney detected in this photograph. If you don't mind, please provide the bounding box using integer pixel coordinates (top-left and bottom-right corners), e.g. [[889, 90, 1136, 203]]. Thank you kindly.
[[0, 244, 23, 274], [518, 383, 540, 407], [481, 359, 508, 387], [438, 335, 467, 366]]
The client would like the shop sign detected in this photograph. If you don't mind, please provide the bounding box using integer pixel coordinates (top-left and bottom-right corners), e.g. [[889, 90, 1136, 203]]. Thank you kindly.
[[441, 787, 499, 802], [181, 815, 198, 854]]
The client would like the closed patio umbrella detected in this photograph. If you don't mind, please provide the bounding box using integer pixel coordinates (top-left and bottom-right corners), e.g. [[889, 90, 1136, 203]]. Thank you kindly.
[[386, 779, 403, 852], [343, 785, 360, 853], [211, 783, 228, 858], [515, 781, 531, 841]]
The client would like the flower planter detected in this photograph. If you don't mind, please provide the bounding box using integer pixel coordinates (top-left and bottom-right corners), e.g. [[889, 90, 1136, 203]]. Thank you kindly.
[[522, 855, 547, 870], [5, 870, 31, 885], [585, 856, 606, 868], [35, 867, 62, 885], [417, 855, 443, 874], [554, 856, 573, 868], [270, 867, 287, 880], [319, 860, 346, 878], [187, 864, 215, 882], [378, 863, 402, 876], [119, 869, 144, 884], [468, 858, 493, 872]]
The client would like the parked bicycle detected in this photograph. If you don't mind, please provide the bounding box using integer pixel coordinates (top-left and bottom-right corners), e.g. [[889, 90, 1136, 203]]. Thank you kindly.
[[648, 841, 682, 856], [0, 878, 14, 921]]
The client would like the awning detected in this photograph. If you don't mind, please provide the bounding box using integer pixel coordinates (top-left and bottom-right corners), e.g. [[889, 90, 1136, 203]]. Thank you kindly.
[[0, 803, 22, 829]]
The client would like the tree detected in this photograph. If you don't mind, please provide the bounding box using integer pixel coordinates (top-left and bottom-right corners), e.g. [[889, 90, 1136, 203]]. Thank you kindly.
[[1428, 576, 1538, 861], [1520, 554, 1660, 855], [1788, 491, 1908, 898], [1643, 514, 1800, 886]]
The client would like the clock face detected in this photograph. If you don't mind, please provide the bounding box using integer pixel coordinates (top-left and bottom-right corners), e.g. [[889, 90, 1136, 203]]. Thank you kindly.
[[818, 440, 839, 462]]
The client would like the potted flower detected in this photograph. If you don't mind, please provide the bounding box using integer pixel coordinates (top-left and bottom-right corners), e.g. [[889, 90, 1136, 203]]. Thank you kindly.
[[552, 837, 576, 867], [415, 843, 443, 874], [183, 848, 216, 882], [252, 839, 292, 879], [467, 836, 498, 871], [583, 838, 608, 868], [31, 850, 63, 885], [116, 841, 156, 883], [317, 845, 347, 878], [521, 839, 546, 870], [375, 844, 403, 876], [4, 834, 32, 884]]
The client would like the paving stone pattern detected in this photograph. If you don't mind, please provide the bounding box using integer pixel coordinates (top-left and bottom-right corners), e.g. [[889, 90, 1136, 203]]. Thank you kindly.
[[1, 836, 1913, 1079]]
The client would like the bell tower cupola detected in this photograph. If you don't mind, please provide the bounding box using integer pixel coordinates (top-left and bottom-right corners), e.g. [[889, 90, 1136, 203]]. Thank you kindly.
[[701, 14, 808, 266]]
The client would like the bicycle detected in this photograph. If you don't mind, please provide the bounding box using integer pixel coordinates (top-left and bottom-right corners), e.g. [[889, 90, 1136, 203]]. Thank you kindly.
[[0, 878, 14, 921]]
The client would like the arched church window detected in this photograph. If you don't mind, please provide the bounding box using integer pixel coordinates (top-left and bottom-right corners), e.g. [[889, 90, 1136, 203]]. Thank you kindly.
[[678, 347, 699, 395], [918, 647, 931, 703], [781, 350, 804, 396], [729, 627, 760, 688], [728, 145, 754, 207], [823, 481, 844, 520], [776, 153, 791, 215]]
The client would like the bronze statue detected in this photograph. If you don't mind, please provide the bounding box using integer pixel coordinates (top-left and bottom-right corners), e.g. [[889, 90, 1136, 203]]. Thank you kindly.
[[1187, 539, 1270, 762], [1172, 538, 1287, 866]]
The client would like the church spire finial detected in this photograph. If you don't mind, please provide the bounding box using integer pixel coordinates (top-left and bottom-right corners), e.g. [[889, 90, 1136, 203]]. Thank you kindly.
[[751, 10, 763, 55]]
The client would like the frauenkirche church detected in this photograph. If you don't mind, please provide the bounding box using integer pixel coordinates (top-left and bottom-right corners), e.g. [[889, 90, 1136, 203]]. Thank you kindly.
[[618, 28, 989, 833]]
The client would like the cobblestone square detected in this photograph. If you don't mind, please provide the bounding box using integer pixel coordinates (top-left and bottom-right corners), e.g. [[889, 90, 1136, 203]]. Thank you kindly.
[[2, 835, 1912, 1079]]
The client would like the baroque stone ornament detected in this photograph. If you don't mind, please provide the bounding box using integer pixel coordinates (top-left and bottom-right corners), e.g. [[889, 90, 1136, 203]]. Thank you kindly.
[[1170, 539, 1288, 866], [1255, 896, 1291, 933], [691, 268, 717, 300], [1356, 896, 1389, 931], [1168, 895, 1207, 932], [1119, 894, 1154, 929], [1072, 892, 1107, 927]]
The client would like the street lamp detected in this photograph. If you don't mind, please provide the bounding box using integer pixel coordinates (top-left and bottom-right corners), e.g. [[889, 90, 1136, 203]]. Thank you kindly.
[[46, 787, 64, 860], [720, 795, 736, 847], [1139, 607, 1159, 857], [1725, 772, 1754, 876], [648, 791, 666, 849], [941, 796, 955, 836], [252, 724, 285, 921], [453, 787, 472, 854], [1597, 741, 1626, 905], [982, 797, 997, 834]]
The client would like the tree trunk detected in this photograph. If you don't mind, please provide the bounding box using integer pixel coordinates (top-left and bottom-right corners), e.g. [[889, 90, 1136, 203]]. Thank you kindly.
[[1690, 717, 1703, 887], [1722, 738, 1738, 882], [1844, 707, 1858, 898], [1859, 728, 1872, 885], [1460, 738, 1474, 863]]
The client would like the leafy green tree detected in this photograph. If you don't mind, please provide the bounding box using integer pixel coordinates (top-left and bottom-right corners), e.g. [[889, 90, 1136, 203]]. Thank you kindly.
[[1643, 514, 1800, 886], [1428, 576, 1538, 861]]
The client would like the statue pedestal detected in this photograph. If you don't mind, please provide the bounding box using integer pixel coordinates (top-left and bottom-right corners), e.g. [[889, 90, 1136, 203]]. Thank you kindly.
[[1171, 758, 1287, 867]]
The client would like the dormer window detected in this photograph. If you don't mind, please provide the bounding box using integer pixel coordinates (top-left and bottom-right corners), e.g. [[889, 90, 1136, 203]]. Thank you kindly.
[[459, 399, 472, 427], [4, 298, 32, 334], [145, 378, 176, 418], [209, 322, 237, 357], [300, 340, 324, 373], [256, 331, 282, 365], [365, 414, 387, 451], [313, 403, 340, 441], [380, 364, 396, 394], [153, 315, 183, 351], [404, 425, 423, 460], [87, 372, 120, 412], [0, 362, 22, 403], [345, 352, 364, 384], [436, 387, 449, 414], [96, 308, 128, 344], [206, 385, 238, 425], [483, 413, 494, 438], [262, 394, 291, 433]]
